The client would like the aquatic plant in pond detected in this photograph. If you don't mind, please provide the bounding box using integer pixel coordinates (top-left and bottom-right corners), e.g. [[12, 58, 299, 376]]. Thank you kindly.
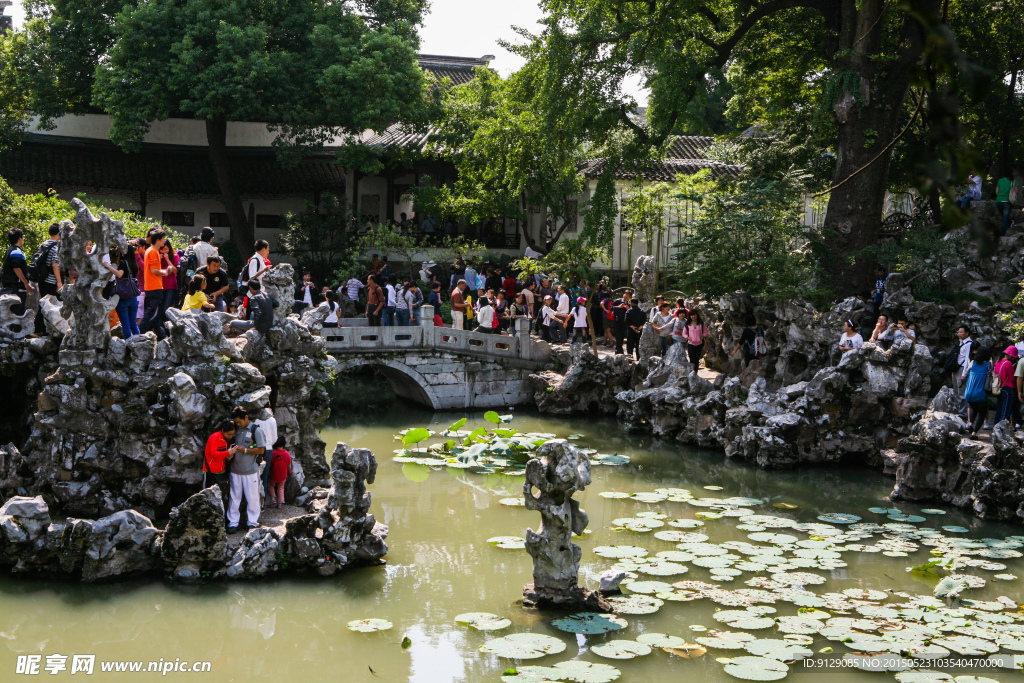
[[392, 416, 630, 474]]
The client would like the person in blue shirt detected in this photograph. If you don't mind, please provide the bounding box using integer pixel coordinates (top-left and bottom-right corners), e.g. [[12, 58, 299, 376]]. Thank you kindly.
[[1, 229, 33, 315], [963, 344, 991, 436], [872, 265, 887, 316]]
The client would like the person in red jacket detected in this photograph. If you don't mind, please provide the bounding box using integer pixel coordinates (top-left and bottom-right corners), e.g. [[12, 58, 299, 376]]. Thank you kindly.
[[267, 437, 292, 509], [203, 420, 238, 491]]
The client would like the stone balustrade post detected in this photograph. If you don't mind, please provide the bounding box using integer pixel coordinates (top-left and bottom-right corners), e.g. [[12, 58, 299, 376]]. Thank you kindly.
[[420, 304, 435, 348], [515, 317, 530, 359]]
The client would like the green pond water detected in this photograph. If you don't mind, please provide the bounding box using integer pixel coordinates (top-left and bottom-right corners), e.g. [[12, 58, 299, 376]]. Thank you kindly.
[[2, 407, 1023, 683]]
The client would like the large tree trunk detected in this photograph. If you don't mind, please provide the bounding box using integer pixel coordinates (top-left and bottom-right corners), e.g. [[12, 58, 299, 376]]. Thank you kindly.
[[206, 117, 254, 257], [822, 0, 934, 295]]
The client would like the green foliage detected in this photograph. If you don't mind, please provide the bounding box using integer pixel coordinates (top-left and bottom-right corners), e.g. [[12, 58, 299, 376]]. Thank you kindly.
[[90, 0, 428, 150], [343, 223, 483, 282], [0, 33, 30, 152], [427, 66, 595, 252], [278, 193, 362, 287], [861, 229, 966, 293], [512, 238, 609, 286], [671, 169, 827, 303], [0, 175, 188, 255]]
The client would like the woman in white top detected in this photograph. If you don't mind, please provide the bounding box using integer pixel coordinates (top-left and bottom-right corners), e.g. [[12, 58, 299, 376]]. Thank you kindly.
[[838, 320, 864, 352], [651, 302, 676, 356], [323, 291, 340, 328]]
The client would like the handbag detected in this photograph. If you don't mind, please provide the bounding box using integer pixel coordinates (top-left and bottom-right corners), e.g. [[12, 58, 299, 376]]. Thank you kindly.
[[990, 363, 1004, 395], [114, 274, 141, 299]]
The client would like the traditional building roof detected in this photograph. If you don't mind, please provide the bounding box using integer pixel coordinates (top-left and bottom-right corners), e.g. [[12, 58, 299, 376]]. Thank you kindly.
[[580, 136, 741, 181], [0, 136, 346, 199], [418, 54, 492, 86]]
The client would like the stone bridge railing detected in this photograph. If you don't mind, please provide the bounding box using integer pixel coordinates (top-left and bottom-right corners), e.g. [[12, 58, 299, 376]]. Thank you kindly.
[[319, 305, 552, 365]]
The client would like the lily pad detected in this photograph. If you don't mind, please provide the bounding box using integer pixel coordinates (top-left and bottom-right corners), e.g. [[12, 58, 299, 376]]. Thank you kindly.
[[551, 613, 628, 635], [636, 633, 688, 648], [599, 491, 632, 499], [772, 503, 799, 510], [606, 595, 664, 615], [744, 639, 813, 661], [722, 655, 789, 681], [942, 526, 970, 533], [514, 661, 623, 683], [920, 509, 947, 515], [500, 498, 526, 507], [347, 618, 393, 633], [488, 536, 527, 550], [817, 513, 861, 524], [894, 672, 954, 683], [589, 640, 653, 660], [455, 613, 513, 631], [593, 545, 648, 559], [481, 633, 568, 659], [665, 643, 708, 658]]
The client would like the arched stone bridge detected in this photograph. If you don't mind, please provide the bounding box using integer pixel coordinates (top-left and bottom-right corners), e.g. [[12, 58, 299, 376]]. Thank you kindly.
[[320, 306, 552, 410]]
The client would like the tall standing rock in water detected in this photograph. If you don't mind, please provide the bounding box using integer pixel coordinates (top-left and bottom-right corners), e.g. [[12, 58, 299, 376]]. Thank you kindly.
[[523, 439, 610, 610]]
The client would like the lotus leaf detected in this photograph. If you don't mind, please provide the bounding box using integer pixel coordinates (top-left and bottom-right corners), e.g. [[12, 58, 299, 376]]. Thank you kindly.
[[589, 640, 652, 660], [636, 633, 688, 648], [551, 613, 628, 635], [481, 633, 568, 659], [347, 618, 393, 633], [455, 612, 512, 631]]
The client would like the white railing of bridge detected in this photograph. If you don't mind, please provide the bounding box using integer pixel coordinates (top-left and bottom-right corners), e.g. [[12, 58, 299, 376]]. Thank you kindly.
[[319, 305, 551, 363]]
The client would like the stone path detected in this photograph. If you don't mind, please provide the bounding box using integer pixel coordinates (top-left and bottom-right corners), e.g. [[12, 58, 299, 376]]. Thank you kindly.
[[225, 503, 307, 548]]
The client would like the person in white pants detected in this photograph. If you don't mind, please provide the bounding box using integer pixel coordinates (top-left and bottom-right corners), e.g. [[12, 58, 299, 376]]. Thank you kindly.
[[226, 406, 267, 533]]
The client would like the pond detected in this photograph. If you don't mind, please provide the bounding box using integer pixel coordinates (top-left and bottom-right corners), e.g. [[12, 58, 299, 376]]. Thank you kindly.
[[1, 407, 1022, 683]]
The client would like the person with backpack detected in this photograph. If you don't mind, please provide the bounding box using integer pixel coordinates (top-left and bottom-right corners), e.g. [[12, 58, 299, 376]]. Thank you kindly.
[[30, 223, 62, 333], [1, 228, 33, 316], [227, 406, 266, 533], [731, 314, 766, 366], [963, 345, 991, 436], [175, 237, 200, 307], [624, 299, 646, 359], [239, 240, 271, 287]]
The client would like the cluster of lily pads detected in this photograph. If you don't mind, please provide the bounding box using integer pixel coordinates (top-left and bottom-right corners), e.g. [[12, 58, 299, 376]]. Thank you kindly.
[[480, 487, 1024, 682], [393, 413, 629, 475]]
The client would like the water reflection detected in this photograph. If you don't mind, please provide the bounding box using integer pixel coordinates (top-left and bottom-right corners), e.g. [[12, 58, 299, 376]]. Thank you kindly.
[[0, 408, 1017, 682]]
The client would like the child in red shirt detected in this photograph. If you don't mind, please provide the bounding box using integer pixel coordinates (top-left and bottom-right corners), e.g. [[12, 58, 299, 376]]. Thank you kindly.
[[268, 437, 292, 509]]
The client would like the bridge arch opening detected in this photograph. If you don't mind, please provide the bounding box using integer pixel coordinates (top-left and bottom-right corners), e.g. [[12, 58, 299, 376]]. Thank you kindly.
[[333, 359, 442, 411]]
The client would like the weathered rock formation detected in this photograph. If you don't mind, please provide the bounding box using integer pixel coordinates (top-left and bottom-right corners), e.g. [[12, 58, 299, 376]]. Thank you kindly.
[[615, 334, 932, 469], [0, 441, 386, 582], [530, 347, 638, 414], [887, 388, 1024, 522], [523, 439, 610, 610], [0, 198, 381, 581]]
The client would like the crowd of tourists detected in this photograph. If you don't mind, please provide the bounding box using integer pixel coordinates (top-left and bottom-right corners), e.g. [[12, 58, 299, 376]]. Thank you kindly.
[[0, 225, 282, 338]]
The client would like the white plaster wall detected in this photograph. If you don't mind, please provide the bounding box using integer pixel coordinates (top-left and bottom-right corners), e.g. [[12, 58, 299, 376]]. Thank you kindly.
[[28, 114, 370, 148]]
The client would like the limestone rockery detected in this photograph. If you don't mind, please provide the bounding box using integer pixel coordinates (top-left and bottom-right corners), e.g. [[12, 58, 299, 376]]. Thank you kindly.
[[0, 200, 387, 581], [531, 272, 1024, 526]]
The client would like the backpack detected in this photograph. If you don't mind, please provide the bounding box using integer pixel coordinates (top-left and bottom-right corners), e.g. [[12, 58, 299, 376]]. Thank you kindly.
[[942, 343, 962, 375], [177, 246, 199, 295], [990, 364, 1004, 395], [752, 328, 768, 358], [238, 255, 260, 284], [27, 241, 57, 283]]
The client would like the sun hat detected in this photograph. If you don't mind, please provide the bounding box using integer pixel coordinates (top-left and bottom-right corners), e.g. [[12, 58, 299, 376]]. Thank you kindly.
[[577, 296, 586, 305], [1005, 345, 1019, 358]]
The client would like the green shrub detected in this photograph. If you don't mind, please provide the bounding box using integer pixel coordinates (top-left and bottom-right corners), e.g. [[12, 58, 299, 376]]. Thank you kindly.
[[0, 175, 188, 255]]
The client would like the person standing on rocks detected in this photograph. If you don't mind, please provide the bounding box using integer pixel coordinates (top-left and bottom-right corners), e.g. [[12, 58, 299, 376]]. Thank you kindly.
[[32, 223, 62, 333], [682, 309, 708, 366], [1, 228, 32, 316], [612, 289, 632, 354], [871, 266, 887, 317], [952, 325, 973, 418], [365, 275, 384, 326], [450, 279, 468, 330], [138, 229, 175, 339], [625, 299, 646, 360], [203, 420, 238, 494], [731, 314, 764, 367], [994, 346, 1019, 427], [227, 406, 267, 533], [964, 345, 991, 437], [229, 280, 275, 334], [256, 408, 278, 507], [651, 301, 675, 356], [539, 295, 557, 342]]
